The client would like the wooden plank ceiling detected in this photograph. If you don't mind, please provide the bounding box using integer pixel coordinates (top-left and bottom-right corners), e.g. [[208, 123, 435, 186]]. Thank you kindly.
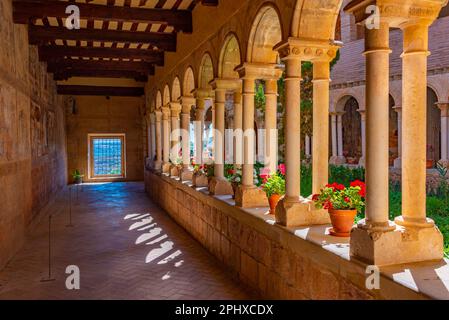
[[13, 0, 218, 96]]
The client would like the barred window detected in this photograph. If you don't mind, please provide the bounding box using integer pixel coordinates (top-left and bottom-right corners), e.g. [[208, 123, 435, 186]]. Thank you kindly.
[[89, 134, 125, 178]]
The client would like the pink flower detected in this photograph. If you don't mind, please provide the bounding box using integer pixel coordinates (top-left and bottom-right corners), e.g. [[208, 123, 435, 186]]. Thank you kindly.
[[278, 164, 286, 176]]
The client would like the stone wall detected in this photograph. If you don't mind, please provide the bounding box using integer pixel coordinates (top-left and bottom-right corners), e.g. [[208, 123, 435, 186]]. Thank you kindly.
[[66, 96, 144, 182], [145, 171, 431, 300], [0, 0, 67, 269]]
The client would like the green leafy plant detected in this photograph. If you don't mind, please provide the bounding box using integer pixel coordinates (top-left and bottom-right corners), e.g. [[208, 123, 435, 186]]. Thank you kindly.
[[313, 181, 366, 213], [262, 173, 286, 198], [72, 169, 83, 180]]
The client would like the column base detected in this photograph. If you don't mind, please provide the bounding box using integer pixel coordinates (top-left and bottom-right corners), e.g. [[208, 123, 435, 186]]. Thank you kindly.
[[329, 156, 346, 165], [235, 185, 267, 208], [275, 197, 330, 227], [393, 157, 402, 169], [192, 172, 208, 187], [180, 167, 193, 181], [169, 165, 181, 177], [350, 219, 444, 266], [209, 177, 233, 195], [358, 157, 365, 167], [162, 162, 171, 174], [154, 160, 162, 171]]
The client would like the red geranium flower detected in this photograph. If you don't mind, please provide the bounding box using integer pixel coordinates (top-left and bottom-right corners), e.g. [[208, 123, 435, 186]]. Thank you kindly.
[[350, 180, 366, 197], [278, 164, 286, 176], [312, 194, 319, 201]]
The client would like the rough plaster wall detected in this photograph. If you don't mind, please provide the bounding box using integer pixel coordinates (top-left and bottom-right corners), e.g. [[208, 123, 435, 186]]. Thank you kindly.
[[66, 96, 144, 182], [0, 0, 68, 269]]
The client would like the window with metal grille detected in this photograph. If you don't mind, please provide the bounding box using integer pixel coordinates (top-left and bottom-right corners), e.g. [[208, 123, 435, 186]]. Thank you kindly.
[[88, 134, 125, 178]]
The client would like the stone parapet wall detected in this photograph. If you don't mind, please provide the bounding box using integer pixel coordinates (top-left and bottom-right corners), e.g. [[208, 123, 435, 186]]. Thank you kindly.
[[145, 170, 431, 300]]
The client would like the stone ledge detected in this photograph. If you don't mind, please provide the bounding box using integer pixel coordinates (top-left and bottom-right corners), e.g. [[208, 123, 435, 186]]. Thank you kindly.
[[145, 169, 449, 300]]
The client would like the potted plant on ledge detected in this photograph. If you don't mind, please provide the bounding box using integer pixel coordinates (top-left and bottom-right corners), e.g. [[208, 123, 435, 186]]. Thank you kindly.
[[262, 173, 285, 215], [312, 180, 366, 237], [72, 169, 84, 184]]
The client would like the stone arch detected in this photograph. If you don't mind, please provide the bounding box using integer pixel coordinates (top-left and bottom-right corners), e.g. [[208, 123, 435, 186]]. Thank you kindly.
[[198, 53, 214, 89], [218, 33, 241, 79], [163, 84, 170, 106], [171, 77, 181, 101], [335, 94, 360, 113], [156, 90, 162, 109], [427, 86, 441, 165], [183, 67, 195, 97], [291, 0, 343, 41], [247, 5, 283, 64]]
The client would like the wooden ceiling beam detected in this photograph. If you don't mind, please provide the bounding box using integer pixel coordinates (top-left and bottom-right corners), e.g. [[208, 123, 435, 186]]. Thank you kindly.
[[57, 85, 145, 96], [13, 0, 193, 32], [38, 45, 165, 65], [47, 59, 155, 74], [53, 69, 148, 82], [29, 25, 177, 51]]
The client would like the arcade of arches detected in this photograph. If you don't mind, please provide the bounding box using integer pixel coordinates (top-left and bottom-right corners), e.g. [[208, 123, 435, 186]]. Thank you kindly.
[[1, 0, 449, 300]]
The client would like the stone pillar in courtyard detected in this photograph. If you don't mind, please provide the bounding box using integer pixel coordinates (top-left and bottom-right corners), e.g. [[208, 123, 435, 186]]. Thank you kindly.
[[273, 39, 337, 226], [150, 113, 156, 164], [154, 110, 163, 171], [234, 64, 281, 208], [436, 102, 449, 166], [264, 79, 279, 174], [346, 0, 444, 266], [180, 96, 195, 181], [233, 91, 243, 168], [393, 106, 402, 168], [169, 102, 182, 177], [358, 109, 366, 167], [208, 80, 236, 195]]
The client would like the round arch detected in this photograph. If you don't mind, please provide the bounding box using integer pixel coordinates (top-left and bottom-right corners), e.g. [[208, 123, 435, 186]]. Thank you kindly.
[[172, 77, 181, 101], [218, 33, 241, 79], [163, 85, 170, 106], [183, 67, 195, 96], [291, 0, 342, 41], [198, 53, 214, 89], [247, 5, 283, 64]]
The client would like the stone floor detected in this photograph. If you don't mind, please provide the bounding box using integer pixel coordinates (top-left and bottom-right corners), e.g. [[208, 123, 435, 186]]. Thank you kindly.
[[0, 182, 255, 300]]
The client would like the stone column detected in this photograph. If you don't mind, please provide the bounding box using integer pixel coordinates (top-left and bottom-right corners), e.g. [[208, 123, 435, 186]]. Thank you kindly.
[[194, 98, 206, 166], [161, 106, 171, 173], [234, 75, 267, 208], [150, 113, 156, 161], [264, 79, 278, 174], [393, 106, 402, 168], [154, 111, 162, 170], [169, 103, 182, 177], [396, 23, 435, 228], [358, 109, 366, 166], [312, 60, 330, 195], [330, 113, 338, 159], [437, 102, 449, 166], [180, 97, 195, 181], [233, 91, 243, 167], [209, 87, 232, 195], [336, 113, 345, 159]]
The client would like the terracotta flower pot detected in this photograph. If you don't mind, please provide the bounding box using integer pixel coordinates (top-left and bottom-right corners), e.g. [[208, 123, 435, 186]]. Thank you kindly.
[[268, 194, 282, 215], [231, 182, 239, 199], [328, 209, 357, 237], [426, 159, 434, 169]]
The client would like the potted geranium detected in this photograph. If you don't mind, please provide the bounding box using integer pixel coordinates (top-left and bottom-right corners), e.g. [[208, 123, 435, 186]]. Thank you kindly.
[[227, 168, 242, 199], [312, 180, 366, 237], [262, 173, 285, 215], [427, 145, 435, 169]]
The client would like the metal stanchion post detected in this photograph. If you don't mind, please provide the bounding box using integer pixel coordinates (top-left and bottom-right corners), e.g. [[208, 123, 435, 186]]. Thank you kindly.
[[40, 215, 56, 282]]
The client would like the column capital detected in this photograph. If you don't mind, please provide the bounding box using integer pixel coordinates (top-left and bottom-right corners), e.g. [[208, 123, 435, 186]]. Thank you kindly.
[[274, 37, 340, 62], [169, 102, 182, 117], [357, 108, 366, 118], [393, 105, 403, 113], [161, 106, 171, 119], [193, 88, 214, 100], [436, 102, 449, 116], [154, 110, 162, 121], [235, 62, 283, 81], [344, 0, 444, 29], [209, 78, 241, 91], [180, 96, 196, 112]]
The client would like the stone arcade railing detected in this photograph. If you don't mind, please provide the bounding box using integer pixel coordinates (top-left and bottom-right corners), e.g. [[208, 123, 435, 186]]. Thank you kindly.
[[145, 168, 449, 300]]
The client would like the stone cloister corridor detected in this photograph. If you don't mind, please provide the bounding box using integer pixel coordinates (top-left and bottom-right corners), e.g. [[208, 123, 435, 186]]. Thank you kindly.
[[0, 182, 254, 299], [1, 0, 449, 303]]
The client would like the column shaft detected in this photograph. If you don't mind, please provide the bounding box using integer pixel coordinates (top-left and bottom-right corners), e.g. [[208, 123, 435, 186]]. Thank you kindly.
[[331, 114, 338, 157], [337, 114, 344, 157], [195, 99, 206, 165], [364, 22, 391, 226], [265, 79, 278, 173], [155, 112, 162, 168], [233, 92, 243, 166], [181, 105, 191, 167], [398, 23, 431, 226], [284, 58, 302, 200], [312, 60, 330, 195], [162, 109, 170, 164], [242, 79, 256, 187], [214, 90, 226, 179]]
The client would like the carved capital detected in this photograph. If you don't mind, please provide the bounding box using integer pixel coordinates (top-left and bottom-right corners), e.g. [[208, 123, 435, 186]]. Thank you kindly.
[[274, 37, 340, 62], [234, 62, 283, 81]]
